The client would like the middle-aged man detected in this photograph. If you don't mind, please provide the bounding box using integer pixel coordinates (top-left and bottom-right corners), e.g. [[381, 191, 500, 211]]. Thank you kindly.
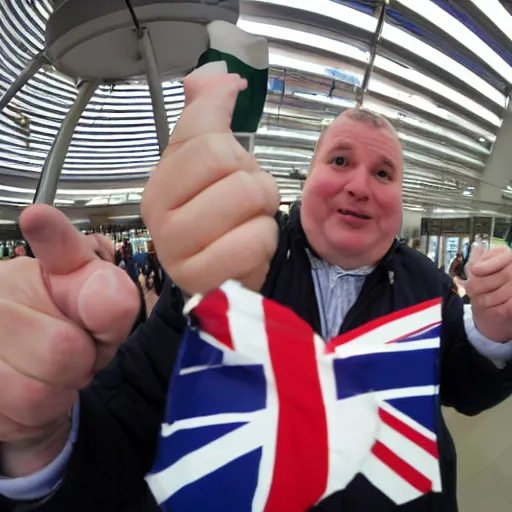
[[1, 65, 512, 512]]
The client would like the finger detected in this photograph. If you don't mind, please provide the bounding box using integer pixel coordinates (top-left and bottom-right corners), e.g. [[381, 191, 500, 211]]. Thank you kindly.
[[0, 358, 77, 428], [157, 170, 279, 262], [169, 64, 247, 147], [471, 248, 512, 277], [467, 243, 486, 272], [465, 270, 510, 297], [20, 205, 97, 275], [172, 215, 278, 295], [47, 261, 141, 347], [0, 297, 95, 388], [87, 233, 114, 263], [143, 133, 260, 221], [471, 282, 512, 310]]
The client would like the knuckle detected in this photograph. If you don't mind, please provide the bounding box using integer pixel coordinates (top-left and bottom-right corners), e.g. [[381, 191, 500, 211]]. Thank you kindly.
[[43, 328, 88, 385]]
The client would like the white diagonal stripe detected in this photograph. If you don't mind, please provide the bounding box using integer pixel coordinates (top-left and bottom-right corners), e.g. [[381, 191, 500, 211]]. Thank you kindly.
[[146, 419, 264, 505], [161, 411, 265, 437], [333, 303, 441, 350], [361, 453, 422, 505], [378, 401, 438, 442], [333, 338, 440, 358], [377, 422, 439, 481]]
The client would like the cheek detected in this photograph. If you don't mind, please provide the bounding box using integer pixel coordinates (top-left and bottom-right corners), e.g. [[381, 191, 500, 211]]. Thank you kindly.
[[306, 169, 343, 201], [374, 188, 402, 222]]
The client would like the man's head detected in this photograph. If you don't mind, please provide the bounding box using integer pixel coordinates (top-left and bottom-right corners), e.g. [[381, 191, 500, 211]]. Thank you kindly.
[[301, 108, 404, 269]]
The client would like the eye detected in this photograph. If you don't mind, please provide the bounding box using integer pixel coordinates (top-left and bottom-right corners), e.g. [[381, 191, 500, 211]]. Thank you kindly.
[[376, 169, 391, 181], [331, 156, 348, 167]]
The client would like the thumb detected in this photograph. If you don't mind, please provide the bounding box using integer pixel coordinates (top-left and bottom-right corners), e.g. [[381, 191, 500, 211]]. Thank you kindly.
[[466, 242, 486, 278], [20, 205, 141, 346], [20, 204, 97, 275], [169, 62, 248, 147]]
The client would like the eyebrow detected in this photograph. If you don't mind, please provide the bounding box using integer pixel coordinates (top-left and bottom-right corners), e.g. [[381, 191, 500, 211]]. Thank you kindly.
[[381, 157, 397, 171]]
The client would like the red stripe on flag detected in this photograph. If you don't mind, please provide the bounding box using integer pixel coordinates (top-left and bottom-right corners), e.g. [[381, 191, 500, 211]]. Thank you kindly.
[[193, 289, 234, 350], [379, 408, 438, 459], [372, 441, 433, 494], [326, 298, 442, 353], [262, 299, 329, 512]]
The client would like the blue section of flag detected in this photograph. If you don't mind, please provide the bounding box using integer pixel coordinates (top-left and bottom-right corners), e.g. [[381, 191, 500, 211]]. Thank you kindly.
[[151, 423, 247, 474], [168, 364, 267, 423], [169, 448, 263, 512], [180, 328, 224, 369], [387, 396, 437, 432], [396, 325, 441, 343], [335, 348, 439, 400]]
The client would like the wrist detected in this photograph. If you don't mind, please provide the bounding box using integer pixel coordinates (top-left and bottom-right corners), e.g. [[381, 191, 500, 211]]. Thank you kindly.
[[0, 416, 71, 478]]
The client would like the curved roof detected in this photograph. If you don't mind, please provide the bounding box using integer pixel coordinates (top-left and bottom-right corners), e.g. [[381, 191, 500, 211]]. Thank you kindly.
[[1, 0, 512, 218]]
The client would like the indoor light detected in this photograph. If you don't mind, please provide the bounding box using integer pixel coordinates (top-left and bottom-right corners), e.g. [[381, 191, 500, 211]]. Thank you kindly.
[[293, 92, 357, 110], [246, 0, 377, 32], [471, 0, 512, 45], [237, 19, 370, 64], [396, 0, 512, 83]]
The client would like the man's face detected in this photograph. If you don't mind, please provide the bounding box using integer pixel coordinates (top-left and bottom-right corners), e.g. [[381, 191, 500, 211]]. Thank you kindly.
[[301, 117, 404, 269]]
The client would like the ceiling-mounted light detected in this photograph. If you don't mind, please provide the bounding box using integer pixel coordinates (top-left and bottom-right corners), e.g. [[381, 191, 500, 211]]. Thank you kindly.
[[248, 0, 504, 106], [237, 19, 369, 63], [293, 92, 357, 109], [395, 0, 512, 83], [468, 0, 512, 45]]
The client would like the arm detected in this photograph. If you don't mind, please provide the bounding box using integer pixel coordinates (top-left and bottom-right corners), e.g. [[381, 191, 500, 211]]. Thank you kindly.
[[24, 281, 186, 511], [440, 272, 512, 416]]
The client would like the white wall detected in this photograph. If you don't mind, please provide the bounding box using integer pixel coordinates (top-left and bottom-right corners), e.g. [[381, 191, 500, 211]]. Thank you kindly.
[[400, 210, 422, 239]]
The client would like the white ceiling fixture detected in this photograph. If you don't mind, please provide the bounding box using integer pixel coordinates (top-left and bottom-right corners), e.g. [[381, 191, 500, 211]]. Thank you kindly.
[[257, 126, 319, 141], [237, 19, 370, 64], [374, 56, 502, 126], [368, 77, 497, 139], [246, 0, 378, 32], [469, 0, 512, 45], [254, 147, 313, 159], [293, 92, 357, 110], [362, 99, 494, 150], [263, 31, 500, 125], [396, 0, 512, 83], [250, 0, 504, 106], [381, 23, 504, 107]]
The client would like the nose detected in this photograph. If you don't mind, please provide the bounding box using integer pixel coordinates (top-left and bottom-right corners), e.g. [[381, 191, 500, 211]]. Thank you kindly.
[[345, 165, 370, 202]]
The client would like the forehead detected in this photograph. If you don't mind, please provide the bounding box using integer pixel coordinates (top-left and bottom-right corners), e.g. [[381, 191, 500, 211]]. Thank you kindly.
[[319, 118, 403, 165]]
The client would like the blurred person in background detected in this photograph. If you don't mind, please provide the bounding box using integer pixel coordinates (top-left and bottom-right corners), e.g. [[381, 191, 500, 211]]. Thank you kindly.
[[13, 243, 26, 258], [449, 252, 464, 279]]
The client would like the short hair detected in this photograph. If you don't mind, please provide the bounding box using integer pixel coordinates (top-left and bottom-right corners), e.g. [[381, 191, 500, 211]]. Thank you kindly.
[[314, 107, 399, 150], [338, 107, 398, 135], [310, 107, 401, 170]]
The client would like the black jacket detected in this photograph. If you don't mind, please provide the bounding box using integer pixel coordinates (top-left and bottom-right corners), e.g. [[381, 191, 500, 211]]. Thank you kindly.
[[4, 204, 512, 512]]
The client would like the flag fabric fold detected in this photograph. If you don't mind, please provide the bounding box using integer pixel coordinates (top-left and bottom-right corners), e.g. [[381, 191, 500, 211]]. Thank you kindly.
[[146, 281, 442, 511]]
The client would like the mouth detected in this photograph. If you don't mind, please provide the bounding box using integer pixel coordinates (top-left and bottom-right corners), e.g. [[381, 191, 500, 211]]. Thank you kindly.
[[338, 209, 372, 220]]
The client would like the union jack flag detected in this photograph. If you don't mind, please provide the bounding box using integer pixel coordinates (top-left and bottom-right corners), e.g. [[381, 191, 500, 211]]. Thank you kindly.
[[146, 280, 442, 511]]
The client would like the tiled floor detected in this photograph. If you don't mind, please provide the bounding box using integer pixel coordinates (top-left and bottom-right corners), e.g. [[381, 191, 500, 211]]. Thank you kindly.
[[444, 397, 512, 512]]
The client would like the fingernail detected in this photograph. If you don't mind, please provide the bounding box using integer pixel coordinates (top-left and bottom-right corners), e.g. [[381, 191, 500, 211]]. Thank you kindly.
[[78, 268, 120, 317]]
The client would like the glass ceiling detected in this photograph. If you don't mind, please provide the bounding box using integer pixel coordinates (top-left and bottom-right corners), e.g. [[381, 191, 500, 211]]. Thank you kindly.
[[1, 0, 512, 215]]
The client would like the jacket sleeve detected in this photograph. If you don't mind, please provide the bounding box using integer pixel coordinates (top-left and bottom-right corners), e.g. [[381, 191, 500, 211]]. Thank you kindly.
[[16, 281, 187, 512], [440, 272, 512, 416]]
